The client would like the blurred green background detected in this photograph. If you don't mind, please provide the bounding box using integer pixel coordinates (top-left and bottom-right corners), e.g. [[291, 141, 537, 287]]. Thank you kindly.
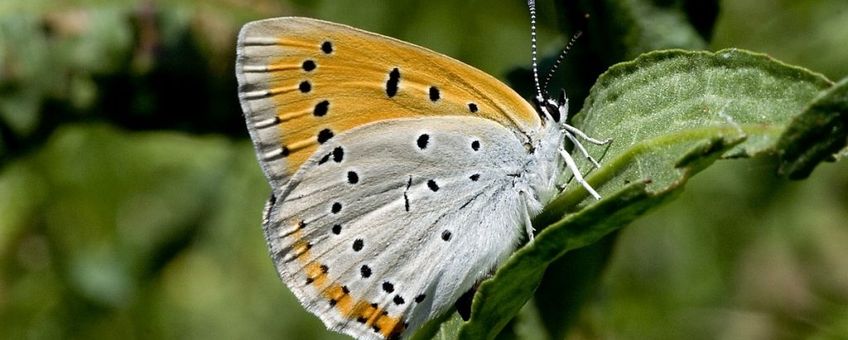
[[1, 0, 846, 339]]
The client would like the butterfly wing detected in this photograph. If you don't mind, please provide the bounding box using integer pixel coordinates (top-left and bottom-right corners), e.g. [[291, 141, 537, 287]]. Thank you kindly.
[[236, 17, 541, 188], [264, 116, 528, 339]]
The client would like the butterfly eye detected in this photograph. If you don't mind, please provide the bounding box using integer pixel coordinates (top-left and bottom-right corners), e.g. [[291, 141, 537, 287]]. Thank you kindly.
[[532, 95, 561, 123], [523, 142, 535, 154], [544, 98, 562, 122]]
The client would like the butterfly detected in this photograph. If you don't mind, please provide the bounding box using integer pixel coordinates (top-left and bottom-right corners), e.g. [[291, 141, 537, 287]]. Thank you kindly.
[[236, 4, 608, 339]]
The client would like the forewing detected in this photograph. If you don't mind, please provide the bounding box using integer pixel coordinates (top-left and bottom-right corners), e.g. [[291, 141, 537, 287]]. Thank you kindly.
[[236, 17, 540, 188], [265, 116, 527, 339]]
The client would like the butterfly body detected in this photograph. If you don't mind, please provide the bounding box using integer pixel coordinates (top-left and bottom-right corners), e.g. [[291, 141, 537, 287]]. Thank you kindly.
[[238, 17, 589, 340]]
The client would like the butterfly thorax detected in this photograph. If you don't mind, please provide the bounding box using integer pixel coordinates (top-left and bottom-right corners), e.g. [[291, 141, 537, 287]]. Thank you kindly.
[[516, 120, 564, 217]]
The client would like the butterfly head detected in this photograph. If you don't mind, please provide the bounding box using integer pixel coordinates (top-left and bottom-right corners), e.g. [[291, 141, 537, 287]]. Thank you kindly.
[[533, 89, 569, 127]]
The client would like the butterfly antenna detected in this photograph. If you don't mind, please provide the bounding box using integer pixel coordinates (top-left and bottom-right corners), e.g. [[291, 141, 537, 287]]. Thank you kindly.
[[527, 0, 545, 103], [541, 30, 582, 96]]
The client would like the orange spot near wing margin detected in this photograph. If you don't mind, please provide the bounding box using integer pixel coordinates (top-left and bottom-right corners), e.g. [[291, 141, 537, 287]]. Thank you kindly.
[[290, 227, 405, 339]]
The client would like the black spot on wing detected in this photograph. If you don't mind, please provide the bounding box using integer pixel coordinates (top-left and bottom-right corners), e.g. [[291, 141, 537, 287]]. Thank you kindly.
[[313, 100, 329, 117], [347, 171, 359, 184], [429, 86, 440, 102], [403, 175, 412, 212], [393, 295, 405, 305], [427, 179, 439, 192], [317, 129, 334, 144], [302, 60, 316, 71], [417, 134, 429, 149], [299, 80, 311, 93], [318, 153, 331, 165], [321, 41, 333, 54], [386, 68, 400, 97], [333, 146, 344, 162]]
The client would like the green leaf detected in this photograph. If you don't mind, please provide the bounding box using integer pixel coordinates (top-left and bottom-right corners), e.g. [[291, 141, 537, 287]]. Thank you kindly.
[[777, 77, 848, 179], [412, 313, 463, 340], [549, 48, 830, 219], [453, 49, 832, 339]]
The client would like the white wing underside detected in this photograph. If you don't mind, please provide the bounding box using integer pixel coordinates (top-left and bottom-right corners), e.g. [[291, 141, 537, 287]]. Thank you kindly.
[[262, 116, 529, 339]]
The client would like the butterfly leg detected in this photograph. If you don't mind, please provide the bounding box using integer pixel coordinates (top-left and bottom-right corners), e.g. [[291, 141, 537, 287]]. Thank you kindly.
[[562, 124, 611, 169], [520, 191, 535, 242], [563, 124, 612, 146], [559, 147, 602, 200]]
